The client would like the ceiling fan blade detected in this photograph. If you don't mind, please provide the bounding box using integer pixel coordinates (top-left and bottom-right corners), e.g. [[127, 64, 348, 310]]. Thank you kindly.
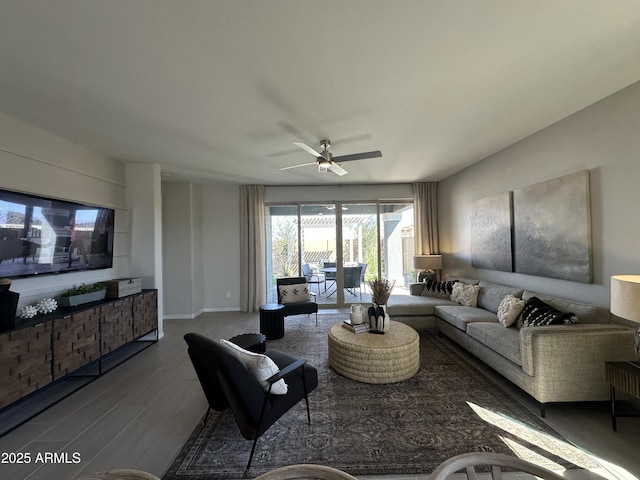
[[328, 162, 348, 176], [333, 150, 382, 163], [293, 142, 323, 158], [279, 161, 316, 171]]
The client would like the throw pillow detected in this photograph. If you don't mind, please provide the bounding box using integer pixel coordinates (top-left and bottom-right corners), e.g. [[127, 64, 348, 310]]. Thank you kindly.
[[497, 294, 526, 327], [517, 296, 578, 327], [421, 279, 458, 299], [278, 283, 310, 304], [219, 339, 288, 395], [451, 282, 480, 307]]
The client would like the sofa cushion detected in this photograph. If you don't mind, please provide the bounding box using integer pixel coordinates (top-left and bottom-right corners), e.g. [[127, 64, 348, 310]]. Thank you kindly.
[[421, 279, 458, 299], [435, 305, 498, 331], [451, 282, 480, 307], [387, 294, 456, 317], [477, 281, 524, 314], [522, 290, 608, 324], [497, 294, 526, 327], [466, 322, 522, 366], [518, 296, 578, 327]]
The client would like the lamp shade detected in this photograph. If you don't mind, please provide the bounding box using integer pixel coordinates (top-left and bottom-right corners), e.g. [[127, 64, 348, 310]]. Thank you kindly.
[[611, 275, 640, 324], [413, 255, 442, 271]]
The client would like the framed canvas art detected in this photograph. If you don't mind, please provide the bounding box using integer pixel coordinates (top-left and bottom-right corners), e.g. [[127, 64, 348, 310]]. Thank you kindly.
[[513, 171, 592, 283]]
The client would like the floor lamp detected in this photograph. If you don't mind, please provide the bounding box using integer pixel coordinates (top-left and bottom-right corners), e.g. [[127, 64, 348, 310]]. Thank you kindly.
[[611, 275, 640, 360]]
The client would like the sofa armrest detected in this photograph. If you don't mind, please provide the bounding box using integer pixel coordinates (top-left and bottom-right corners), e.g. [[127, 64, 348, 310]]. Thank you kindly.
[[519, 325, 636, 403], [520, 324, 635, 376]]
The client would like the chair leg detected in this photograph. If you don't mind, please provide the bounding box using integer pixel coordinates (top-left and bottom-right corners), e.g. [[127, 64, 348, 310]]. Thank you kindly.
[[302, 367, 311, 425], [246, 436, 259, 472]]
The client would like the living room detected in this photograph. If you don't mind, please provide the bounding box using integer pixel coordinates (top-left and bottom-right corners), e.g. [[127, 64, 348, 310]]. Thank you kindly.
[[1, 2, 640, 480]]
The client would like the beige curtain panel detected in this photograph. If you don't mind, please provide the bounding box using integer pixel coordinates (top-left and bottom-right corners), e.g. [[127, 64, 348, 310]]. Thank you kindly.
[[413, 182, 439, 255], [239, 185, 267, 312]]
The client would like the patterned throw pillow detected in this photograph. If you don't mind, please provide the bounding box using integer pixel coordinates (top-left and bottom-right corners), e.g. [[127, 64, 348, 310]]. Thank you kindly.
[[451, 282, 480, 307], [219, 339, 288, 394], [421, 279, 457, 299], [278, 283, 310, 304], [518, 296, 578, 327], [497, 294, 526, 327]]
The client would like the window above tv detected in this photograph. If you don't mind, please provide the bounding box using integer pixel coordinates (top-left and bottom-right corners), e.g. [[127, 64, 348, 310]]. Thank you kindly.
[[0, 188, 114, 279]]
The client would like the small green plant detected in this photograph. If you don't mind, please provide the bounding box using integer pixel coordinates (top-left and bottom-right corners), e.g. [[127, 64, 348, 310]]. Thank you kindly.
[[62, 282, 106, 297]]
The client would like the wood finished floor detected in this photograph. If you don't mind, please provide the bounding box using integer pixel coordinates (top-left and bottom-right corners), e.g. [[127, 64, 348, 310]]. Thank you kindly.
[[0, 311, 639, 480]]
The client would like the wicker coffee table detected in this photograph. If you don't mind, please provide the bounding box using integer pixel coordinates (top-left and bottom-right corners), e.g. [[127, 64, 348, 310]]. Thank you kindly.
[[328, 320, 420, 384]]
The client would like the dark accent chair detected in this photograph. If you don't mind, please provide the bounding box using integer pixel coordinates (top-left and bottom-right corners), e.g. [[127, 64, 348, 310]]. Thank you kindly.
[[301, 263, 326, 295], [184, 332, 318, 471], [276, 276, 318, 325], [343, 265, 363, 299]]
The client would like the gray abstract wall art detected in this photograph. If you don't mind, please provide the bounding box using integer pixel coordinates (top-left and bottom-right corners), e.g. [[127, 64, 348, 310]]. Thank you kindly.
[[471, 192, 513, 272], [513, 170, 592, 283]]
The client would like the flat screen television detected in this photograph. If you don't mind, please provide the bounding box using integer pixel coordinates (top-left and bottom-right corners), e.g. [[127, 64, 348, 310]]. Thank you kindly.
[[0, 188, 114, 279]]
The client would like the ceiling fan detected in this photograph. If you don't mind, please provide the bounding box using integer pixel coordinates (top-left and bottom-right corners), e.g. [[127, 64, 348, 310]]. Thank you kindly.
[[279, 139, 382, 176]]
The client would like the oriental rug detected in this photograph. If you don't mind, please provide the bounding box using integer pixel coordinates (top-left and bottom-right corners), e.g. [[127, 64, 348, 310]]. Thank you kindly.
[[164, 314, 599, 479]]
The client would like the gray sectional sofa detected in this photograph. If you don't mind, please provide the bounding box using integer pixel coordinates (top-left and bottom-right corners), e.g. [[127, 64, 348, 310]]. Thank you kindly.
[[387, 278, 636, 415]]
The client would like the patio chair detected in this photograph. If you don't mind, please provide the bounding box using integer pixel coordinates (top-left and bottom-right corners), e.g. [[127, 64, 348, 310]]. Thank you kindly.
[[322, 261, 337, 291], [302, 263, 326, 295], [343, 265, 363, 299]]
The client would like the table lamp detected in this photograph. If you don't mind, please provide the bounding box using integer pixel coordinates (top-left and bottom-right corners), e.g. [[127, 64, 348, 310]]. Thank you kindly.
[[611, 275, 640, 360], [413, 255, 442, 282]]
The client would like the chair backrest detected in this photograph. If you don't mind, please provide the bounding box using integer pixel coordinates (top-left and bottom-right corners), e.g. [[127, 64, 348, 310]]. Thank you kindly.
[[429, 453, 565, 480], [301, 264, 312, 276], [276, 276, 308, 303], [358, 263, 367, 282], [184, 333, 267, 436], [343, 266, 362, 288]]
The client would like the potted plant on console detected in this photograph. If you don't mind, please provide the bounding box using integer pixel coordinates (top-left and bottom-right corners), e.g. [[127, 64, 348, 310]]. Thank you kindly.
[[59, 282, 107, 307]]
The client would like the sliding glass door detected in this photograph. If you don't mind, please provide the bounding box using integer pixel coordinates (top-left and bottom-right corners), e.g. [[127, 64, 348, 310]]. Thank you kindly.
[[266, 201, 413, 307]]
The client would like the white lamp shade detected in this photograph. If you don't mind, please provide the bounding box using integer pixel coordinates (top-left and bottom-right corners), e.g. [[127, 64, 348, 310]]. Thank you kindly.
[[611, 275, 640, 324], [413, 255, 442, 271]]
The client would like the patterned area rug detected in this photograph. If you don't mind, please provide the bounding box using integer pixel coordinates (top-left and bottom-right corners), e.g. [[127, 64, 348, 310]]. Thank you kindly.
[[164, 314, 599, 479]]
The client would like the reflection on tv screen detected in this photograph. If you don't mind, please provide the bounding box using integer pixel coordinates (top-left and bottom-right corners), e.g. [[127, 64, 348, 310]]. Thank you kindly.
[[0, 188, 114, 279]]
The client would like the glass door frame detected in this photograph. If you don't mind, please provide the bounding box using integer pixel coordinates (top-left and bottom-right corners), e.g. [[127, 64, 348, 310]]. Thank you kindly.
[[265, 199, 412, 308]]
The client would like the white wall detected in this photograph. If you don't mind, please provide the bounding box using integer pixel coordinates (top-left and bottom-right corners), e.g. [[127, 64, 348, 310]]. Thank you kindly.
[[0, 113, 129, 308], [202, 184, 241, 312], [163, 182, 204, 318], [438, 80, 640, 308], [126, 162, 164, 336]]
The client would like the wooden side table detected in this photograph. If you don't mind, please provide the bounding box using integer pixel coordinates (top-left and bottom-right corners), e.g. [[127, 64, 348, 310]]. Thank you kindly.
[[605, 361, 640, 431]]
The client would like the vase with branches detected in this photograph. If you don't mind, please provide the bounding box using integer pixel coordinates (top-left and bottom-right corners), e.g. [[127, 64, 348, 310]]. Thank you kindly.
[[367, 277, 395, 333]]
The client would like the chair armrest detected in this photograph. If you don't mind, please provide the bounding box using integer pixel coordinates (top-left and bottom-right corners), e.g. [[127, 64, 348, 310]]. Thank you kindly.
[[309, 291, 317, 299], [266, 358, 308, 384]]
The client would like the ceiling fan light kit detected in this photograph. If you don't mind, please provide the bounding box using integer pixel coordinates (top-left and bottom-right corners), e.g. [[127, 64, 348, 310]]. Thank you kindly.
[[279, 138, 383, 176]]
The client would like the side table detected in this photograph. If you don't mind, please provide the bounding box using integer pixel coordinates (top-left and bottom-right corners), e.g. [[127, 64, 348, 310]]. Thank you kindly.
[[229, 333, 266, 353], [260, 303, 285, 340], [605, 361, 640, 431]]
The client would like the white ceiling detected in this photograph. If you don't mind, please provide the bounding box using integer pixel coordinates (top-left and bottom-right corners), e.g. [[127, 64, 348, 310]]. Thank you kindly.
[[1, 1, 639, 186]]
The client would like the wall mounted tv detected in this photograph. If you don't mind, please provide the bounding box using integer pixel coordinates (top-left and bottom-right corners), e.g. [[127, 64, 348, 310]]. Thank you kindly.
[[0, 188, 114, 279]]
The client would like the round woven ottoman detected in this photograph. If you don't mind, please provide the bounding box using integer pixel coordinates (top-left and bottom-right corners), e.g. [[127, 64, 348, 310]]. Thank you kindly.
[[328, 320, 420, 383]]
